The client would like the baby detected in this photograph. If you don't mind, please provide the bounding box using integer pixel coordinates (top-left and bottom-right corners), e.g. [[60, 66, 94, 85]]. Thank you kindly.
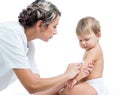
[[64, 16, 106, 95]]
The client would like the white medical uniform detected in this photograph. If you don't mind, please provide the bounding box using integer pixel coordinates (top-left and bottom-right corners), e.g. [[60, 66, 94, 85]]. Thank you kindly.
[[0, 21, 39, 91]]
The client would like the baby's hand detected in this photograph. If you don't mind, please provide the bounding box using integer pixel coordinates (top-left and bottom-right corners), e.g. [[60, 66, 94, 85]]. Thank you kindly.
[[76, 69, 88, 80]]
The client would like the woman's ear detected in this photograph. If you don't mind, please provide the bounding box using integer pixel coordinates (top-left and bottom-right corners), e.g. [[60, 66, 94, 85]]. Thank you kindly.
[[36, 20, 43, 30], [37, 20, 43, 26]]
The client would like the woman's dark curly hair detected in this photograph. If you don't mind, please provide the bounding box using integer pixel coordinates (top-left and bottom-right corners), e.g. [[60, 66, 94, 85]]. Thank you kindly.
[[18, 0, 61, 28]]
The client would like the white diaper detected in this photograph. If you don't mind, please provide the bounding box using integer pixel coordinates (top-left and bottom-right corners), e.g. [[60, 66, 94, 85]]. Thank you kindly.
[[86, 78, 107, 95]]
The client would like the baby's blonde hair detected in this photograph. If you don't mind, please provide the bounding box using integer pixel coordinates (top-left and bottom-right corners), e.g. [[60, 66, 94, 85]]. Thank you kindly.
[[76, 16, 101, 36]]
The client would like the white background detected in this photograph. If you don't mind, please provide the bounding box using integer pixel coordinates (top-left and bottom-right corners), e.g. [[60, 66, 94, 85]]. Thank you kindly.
[[0, 0, 120, 95]]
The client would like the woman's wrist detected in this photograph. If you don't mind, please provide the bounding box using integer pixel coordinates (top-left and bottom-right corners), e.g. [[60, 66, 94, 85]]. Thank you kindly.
[[63, 73, 71, 81]]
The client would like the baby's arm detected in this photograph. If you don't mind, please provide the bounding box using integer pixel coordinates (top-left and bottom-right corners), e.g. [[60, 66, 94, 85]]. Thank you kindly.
[[74, 61, 88, 80], [75, 49, 97, 82], [67, 58, 95, 88], [66, 62, 87, 88]]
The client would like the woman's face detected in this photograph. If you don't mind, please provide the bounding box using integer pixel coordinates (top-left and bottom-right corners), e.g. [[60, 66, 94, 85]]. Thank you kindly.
[[39, 15, 60, 42]]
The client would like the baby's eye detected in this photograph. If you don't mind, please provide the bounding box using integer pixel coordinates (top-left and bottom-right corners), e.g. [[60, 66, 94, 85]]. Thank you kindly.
[[85, 39, 89, 41]]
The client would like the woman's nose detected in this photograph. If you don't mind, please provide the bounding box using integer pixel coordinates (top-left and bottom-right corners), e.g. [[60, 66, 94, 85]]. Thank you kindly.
[[53, 31, 57, 35]]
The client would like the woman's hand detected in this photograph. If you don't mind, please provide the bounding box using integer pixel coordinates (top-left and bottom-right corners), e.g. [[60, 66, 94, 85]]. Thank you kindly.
[[64, 63, 81, 79]]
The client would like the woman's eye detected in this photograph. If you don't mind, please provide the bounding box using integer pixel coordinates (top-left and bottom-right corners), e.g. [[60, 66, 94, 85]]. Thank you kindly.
[[79, 40, 82, 42], [54, 26, 57, 29]]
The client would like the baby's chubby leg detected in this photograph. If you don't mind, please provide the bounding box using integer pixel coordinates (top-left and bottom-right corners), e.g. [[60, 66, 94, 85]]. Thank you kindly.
[[63, 82, 98, 95], [33, 92, 57, 95], [32, 90, 58, 95]]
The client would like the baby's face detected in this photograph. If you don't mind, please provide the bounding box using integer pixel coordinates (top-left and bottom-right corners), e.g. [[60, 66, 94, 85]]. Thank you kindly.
[[77, 32, 98, 50]]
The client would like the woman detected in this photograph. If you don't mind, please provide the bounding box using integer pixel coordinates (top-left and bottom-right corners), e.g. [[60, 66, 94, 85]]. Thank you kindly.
[[0, 0, 93, 95]]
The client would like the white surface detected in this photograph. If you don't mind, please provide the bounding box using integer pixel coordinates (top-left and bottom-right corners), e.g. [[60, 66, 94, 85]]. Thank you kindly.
[[0, 0, 120, 94]]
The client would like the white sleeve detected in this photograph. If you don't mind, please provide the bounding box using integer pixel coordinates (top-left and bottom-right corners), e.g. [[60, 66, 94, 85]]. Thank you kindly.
[[27, 41, 39, 74], [0, 27, 30, 69]]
